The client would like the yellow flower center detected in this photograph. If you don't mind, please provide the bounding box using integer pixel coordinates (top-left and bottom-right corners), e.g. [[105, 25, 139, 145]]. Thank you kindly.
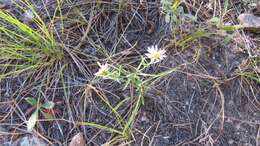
[[152, 52, 161, 60], [100, 70, 108, 76]]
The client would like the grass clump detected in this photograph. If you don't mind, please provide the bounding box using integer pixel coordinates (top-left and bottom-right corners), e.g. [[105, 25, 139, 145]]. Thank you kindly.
[[0, 0, 64, 79], [238, 57, 260, 84]]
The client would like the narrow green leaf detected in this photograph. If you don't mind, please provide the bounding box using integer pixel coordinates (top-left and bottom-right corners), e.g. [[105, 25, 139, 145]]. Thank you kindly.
[[78, 122, 123, 135], [25, 97, 37, 106], [224, 0, 229, 15], [41, 101, 55, 109], [222, 25, 243, 32]]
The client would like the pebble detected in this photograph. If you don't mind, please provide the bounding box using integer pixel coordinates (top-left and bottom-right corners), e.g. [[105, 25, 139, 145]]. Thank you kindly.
[[228, 139, 234, 145], [140, 112, 148, 122], [69, 133, 86, 146], [238, 13, 260, 32]]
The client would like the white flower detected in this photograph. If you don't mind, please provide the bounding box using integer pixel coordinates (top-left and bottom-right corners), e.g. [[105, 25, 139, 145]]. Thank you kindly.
[[24, 10, 34, 20], [23, 10, 34, 23], [95, 62, 110, 77], [145, 45, 166, 63]]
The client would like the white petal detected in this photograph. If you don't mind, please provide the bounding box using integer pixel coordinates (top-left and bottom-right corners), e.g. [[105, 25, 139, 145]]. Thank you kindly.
[[154, 45, 158, 50], [145, 53, 151, 58], [97, 62, 102, 67], [160, 49, 166, 54], [147, 47, 154, 53]]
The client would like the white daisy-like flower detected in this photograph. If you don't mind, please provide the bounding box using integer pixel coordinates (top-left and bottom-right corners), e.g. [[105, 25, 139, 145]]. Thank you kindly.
[[145, 45, 166, 63], [23, 10, 34, 23], [24, 10, 34, 20], [95, 62, 110, 77]]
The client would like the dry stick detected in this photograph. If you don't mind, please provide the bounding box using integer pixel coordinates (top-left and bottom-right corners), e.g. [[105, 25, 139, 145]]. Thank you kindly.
[[256, 126, 260, 146], [112, 4, 141, 54], [149, 120, 161, 146], [213, 82, 225, 143], [0, 100, 14, 122], [226, 116, 260, 125], [177, 81, 225, 146], [74, 9, 94, 51], [140, 125, 154, 146], [33, 128, 54, 145], [65, 9, 94, 77]]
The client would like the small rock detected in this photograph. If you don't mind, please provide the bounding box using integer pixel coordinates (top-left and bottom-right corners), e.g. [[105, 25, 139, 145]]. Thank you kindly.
[[13, 135, 47, 146], [235, 124, 241, 130], [228, 139, 234, 145], [0, 0, 11, 5], [238, 13, 260, 32], [163, 136, 170, 139], [140, 112, 148, 122], [0, 0, 17, 7], [226, 118, 232, 123], [69, 133, 86, 146], [0, 4, 6, 8]]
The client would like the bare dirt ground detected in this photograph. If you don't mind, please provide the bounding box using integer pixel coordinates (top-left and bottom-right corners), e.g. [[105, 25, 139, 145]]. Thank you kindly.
[[0, 0, 259, 146]]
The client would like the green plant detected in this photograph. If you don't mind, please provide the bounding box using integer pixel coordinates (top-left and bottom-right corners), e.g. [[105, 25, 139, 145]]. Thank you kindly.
[[160, 0, 196, 29], [25, 97, 55, 131], [79, 45, 180, 144], [0, 0, 64, 79], [238, 57, 260, 84], [207, 0, 243, 44], [161, 0, 181, 24]]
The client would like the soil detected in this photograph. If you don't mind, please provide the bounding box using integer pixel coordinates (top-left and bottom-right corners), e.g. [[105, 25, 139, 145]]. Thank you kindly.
[[0, 0, 259, 146]]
